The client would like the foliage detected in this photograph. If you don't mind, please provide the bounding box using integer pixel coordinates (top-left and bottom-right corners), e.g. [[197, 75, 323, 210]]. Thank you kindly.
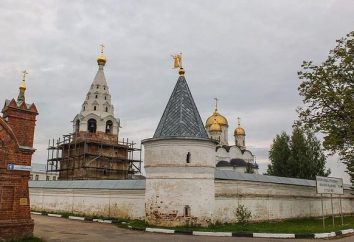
[[267, 126, 330, 179], [297, 31, 354, 183], [234, 204, 252, 226]]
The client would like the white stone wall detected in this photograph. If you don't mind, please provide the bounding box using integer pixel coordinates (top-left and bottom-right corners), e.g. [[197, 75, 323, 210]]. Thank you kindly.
[[214, 180, 354, 223], [30, 188, 145, 219], [143, 138, 216, 226]]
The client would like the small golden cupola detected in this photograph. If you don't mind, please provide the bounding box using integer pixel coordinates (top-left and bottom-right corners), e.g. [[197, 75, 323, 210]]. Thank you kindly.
[[234, 117, 245, 136], [17, 70, 28, 103], [209, 119, 222, 132], [97, 44, 106, 66], [205, 98, 228, 130]]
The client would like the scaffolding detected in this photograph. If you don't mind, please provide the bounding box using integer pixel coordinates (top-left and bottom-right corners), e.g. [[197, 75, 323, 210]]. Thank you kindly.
[[46, 132, 142, 180]]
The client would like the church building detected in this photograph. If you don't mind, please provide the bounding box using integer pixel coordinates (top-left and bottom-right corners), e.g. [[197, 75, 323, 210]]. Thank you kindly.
[[205, 100, 259, 173], [47, 46, 141, 180]]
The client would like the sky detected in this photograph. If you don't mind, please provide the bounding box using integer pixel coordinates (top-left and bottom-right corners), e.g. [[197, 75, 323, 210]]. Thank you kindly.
[[0, 0, 353, 182]]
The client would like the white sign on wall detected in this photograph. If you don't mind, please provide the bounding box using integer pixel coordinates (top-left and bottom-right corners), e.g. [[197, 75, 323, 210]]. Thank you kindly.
[[7, 164, 32, 171], [316, 176, 343, 195]]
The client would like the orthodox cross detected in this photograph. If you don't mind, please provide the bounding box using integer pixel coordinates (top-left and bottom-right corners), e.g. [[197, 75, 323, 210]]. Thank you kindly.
[[22, 70, 28, 81], [214, 97, 218, 111], [100, 44, 105, 54], [237, 117, 241, 127]]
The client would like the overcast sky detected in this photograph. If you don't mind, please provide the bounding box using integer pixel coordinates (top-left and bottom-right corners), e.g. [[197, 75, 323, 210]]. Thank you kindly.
[[0, 0, 353, 182]]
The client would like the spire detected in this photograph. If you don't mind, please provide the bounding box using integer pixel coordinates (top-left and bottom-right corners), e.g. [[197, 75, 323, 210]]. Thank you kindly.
[[17, 70, 28, 103], [153, 64, 208, 139]]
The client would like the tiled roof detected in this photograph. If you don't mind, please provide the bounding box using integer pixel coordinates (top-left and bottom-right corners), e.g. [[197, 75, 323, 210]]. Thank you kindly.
[[153, 75, 208, 139]]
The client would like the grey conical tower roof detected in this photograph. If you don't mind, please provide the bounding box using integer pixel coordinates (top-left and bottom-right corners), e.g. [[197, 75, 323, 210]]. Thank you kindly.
[[153, 75, 208, 139]]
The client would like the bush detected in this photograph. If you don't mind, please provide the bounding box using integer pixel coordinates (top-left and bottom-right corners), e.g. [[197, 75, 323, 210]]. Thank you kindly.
[[235, 204, 252, 226]]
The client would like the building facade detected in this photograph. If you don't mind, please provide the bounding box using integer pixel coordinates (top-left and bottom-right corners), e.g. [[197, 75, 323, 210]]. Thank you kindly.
[[30, 163, 58, 181], [47, 49, 141, 180], [0, 74, 38, 240], [205, 105, 259, 173]]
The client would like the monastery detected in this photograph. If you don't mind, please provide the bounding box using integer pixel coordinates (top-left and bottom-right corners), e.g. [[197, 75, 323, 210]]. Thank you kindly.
[[1, 49, 354, 235]]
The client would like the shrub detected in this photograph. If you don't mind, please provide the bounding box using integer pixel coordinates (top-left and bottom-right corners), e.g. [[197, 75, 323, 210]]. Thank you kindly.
[[235, 204, 252, 226]]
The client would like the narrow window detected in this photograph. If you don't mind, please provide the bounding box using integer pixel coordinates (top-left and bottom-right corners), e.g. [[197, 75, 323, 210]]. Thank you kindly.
[[35, 175, 39, 181], [83, 106, 85, 111], [104, 96, 107, 100], [95, 95, 98, 99], [184, 205, 191, 217], [94, 106, 97, 111], [186, 152, 191, 163], [46, 176, 49, 181], [105, 107, 108, 112]]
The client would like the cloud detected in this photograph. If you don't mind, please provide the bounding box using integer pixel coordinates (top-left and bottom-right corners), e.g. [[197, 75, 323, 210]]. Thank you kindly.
[[0, 0, 352, 183]]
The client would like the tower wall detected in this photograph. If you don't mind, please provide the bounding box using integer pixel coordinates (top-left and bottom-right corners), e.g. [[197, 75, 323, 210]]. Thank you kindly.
[[143, 138, 216, 226], [0, 101, 38, 241]]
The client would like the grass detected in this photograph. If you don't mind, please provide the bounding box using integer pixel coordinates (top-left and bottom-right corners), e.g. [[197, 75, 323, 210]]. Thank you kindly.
[[32, 209, 354, 234], [169, 216, 354, 233]]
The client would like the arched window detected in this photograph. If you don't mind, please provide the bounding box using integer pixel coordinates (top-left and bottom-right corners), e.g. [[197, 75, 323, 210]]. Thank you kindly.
[[106, 120, 113, 134], [87, 119, 97, 133], [95, 95, 98, 99], [75, 120, 80, 133], [105, 107, 108, 112], [94, 106, 97, 111]]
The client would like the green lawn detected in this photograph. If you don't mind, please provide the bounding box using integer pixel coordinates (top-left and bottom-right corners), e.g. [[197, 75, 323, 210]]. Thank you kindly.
[[125, 216, 354, 234]]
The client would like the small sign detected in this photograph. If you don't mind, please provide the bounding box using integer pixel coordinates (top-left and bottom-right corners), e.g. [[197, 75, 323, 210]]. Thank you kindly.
[[19, 198, 28, 206], [7, 164, 32, 171], [316, 176, 344, 195]]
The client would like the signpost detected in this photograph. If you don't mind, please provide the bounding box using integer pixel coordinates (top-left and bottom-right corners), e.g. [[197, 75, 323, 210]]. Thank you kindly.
[[7, 164, 32, 171], [316, 176, 344, 228]]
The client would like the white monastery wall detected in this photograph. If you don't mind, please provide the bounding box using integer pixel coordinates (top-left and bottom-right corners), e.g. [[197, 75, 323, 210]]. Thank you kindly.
[[30, 187, 145, 219], [214, 180, 354, 223], [29, 176, 354, 223]]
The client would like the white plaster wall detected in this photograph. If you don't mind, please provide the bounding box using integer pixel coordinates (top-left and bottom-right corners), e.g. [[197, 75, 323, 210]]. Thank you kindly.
[[30, 188, 145, 219], [214, 180, 354, 223], [143, 138, 216, 226]]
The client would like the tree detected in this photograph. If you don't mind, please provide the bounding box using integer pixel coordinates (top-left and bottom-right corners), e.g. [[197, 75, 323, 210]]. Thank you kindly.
[[297, 31, 354, 172], [245, 162, 255, 174], [267, 127, 330, 179], [267, 132, 291, 176]]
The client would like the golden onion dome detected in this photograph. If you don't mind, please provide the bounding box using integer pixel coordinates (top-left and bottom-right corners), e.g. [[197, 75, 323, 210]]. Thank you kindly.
[[97, 54, 106, 66], [209, 120, 222, 132], [234, 127, 245, 136], [234, 117, 245, 136], [206, 111, 228, 128]]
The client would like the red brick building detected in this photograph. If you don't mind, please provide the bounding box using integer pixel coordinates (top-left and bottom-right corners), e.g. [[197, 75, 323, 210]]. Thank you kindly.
[[0, 75, 38, 240]]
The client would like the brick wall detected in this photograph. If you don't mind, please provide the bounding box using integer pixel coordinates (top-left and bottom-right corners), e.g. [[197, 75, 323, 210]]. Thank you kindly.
[[0, 99, 38, 241]]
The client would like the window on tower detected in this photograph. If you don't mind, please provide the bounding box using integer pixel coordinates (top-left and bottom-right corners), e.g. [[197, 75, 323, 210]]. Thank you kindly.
[[88, 119, 97, 133], [105, 107, 108, 112], [186, 152, 191, 163], [95, 95, 98, 99], [106, 120, 113, 134], [94, 106, 97, 111], [75, 120, 80, 133], [184, 205, 191, 217]]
